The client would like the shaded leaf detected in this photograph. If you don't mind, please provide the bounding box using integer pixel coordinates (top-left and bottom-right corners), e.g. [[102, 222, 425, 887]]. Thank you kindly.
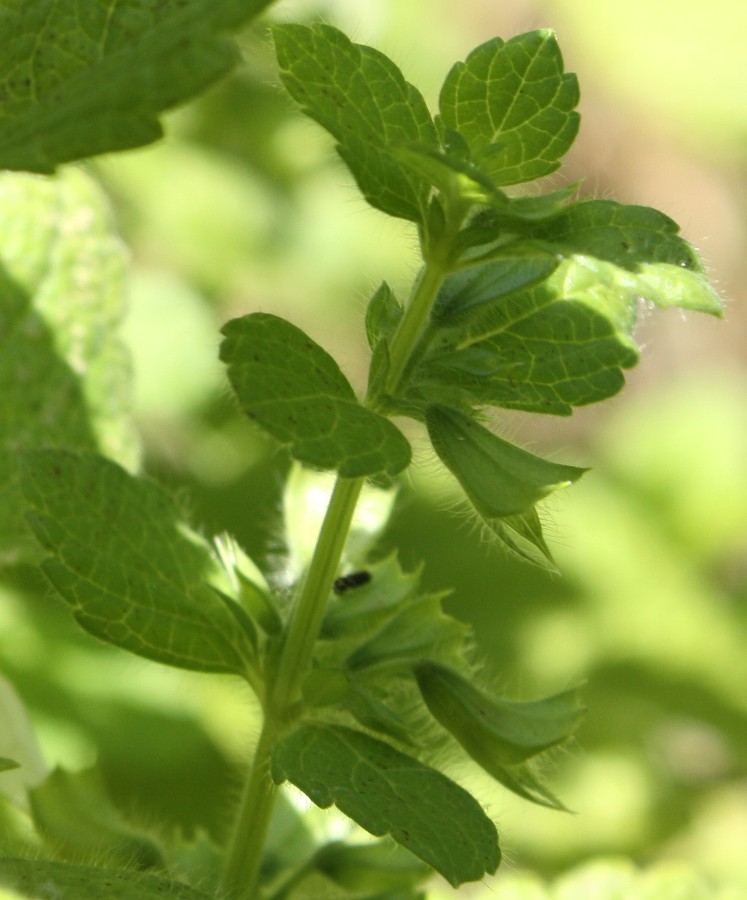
[[0, 759, 19, 774], [485, 508, 558, 572], [220, 313, 410, 477], [0, 170, 136, 565], [346, 594, 470, 673], [439, 31, 579, 186], [19, 449, 256, 677], [414, 663, 581, 809], [273, 23, 438, 222], [313, 839, 430, 893], [0, 858, 211, 900], [0, 0, 273, 172], [29, 766, 164, 870], [426, 406, 586, 518], [272, 723, 500, 886], [433, 246, 560, 324]]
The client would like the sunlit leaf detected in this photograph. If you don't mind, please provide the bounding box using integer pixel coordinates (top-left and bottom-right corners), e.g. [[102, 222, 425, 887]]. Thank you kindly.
[[19, 449, 257, 677], [220, 313, 410, 477], [439, 31, 579, 186], [273, 23, 438, 222]]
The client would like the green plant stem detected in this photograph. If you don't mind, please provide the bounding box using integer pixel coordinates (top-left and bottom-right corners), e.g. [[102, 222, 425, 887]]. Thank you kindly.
[[222, 243, 456, 900], [384, 258, 448, 396], [271, 474, 364, 710], [220, 721, 277, 899], [220, 475, 363, 899]]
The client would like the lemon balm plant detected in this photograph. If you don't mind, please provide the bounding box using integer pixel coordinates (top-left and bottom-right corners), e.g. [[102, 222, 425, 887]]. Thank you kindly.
[[0, 9, 722, 900]]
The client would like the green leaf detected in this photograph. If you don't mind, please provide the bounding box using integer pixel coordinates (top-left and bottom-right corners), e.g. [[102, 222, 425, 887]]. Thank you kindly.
[[439, 31, 579, 186], [19, 449, 257, 678], [414, 663, 580, 810], [0, 170, 136, 565], [0, 758, 19, 774], [273, 23, 438, 223], [220, 313, 410, 477], [313, 839, 430, 893], [365, 283, 403, 351], [321, 554, 421, 639], [426, 406, 586, 518], [0, 0, 273, 172], [346, 593, 470, 673], [415, 663, 583, 765], [0, 858, 211, 900], [413, 258, 641, 415], [485, 508, 558, 572], [29, 766, 164, 870], [433, 247, 561, 324], [529, 199, 723, 315], [271, 723, 501, 886]]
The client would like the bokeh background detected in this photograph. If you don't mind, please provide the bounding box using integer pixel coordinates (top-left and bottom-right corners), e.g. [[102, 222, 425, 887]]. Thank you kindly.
[[2, 0, 746, 895]]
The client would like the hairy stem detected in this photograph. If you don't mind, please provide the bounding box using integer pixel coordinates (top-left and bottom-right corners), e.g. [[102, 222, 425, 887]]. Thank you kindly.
[[220, 475, 363, 899], [271, 474, 364, 710], [220, 721, 277, 899], [221, 242, 458, 899]]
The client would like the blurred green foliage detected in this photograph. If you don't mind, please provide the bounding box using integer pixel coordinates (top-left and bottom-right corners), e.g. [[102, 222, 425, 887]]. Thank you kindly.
[[1, 0, 745, 895]]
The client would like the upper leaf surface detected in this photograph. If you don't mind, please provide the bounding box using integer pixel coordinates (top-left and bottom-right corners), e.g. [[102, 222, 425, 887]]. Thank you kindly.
[[220, 313, 410, 477], [271, 722, 500, 886], [0, 0, 273, 173], [439, 31, 579, 186], [19, 449, 256, 677], [273, 23, 438, 222]]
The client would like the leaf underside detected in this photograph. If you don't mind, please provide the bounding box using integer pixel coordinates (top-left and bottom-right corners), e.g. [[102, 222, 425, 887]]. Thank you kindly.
[[272, 722, 500, 887]]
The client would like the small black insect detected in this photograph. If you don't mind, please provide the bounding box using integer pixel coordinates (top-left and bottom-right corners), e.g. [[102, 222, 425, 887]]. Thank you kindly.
[[333, 570, 372, 595]]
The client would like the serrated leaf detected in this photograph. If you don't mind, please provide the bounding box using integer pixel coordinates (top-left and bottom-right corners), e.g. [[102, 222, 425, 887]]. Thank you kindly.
[[426, 406, 586, 518], [529, 199, 723, 315], [439, 31, 579, 186], [0, 858, 211, 900], [321, 554, 420, 639], [413, 258, 641, 416], [346, 594, 469, 673], [271, 723, 500, 886], [0, 0, 273, 172], [29, 766, 164, 870], [273, 23, 438, 222], [0, 170, 136, 565], [19, 449, 256, 677], [220, 313, 410, 477]]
